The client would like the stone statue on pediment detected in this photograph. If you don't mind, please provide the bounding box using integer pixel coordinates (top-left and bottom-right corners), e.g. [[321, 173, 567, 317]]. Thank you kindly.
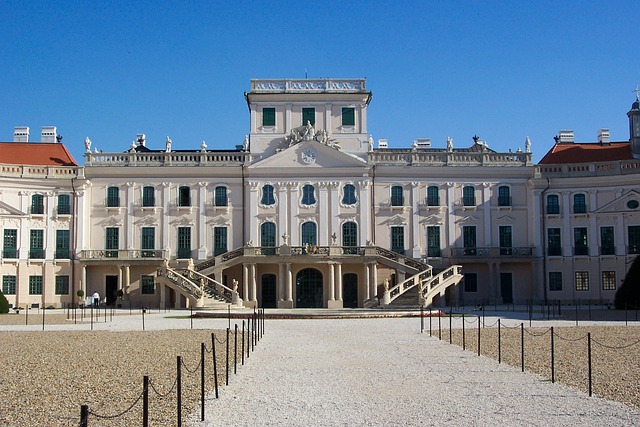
[[165, 136, 172, 152], [303, 121, 316, 141], [525, 136, 531, 153], [446, 137, 453, 152], [84, 137, 92, 152]]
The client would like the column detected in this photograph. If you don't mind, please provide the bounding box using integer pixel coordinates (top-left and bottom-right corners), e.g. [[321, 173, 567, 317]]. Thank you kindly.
[[126, 182, 135, 249], [532, 190, 542, 256], [411, 182, 421, 257], [247, 182, 259, 245], [198, 182, 208, 259], [290, 185, 300, 245], [324, 103, 332, 132], [124, 264, 130, 296], [278, 263, 285, 301], [45, 191, 55, 259], [370, 262, 378, 300], [335, 263, 343, 301], [81, 265, 87, 300], [242, 264, 249, 303], [363, 263, 370, 301], [277, 183, 289, 244], [285, 103, 292, 134], [589, 190, 598, 257], [483, 183, 492, 248], [328, 263, 335, 301], [359, 102, 368, 134], [162, 182, 171, 254], [447, 183, 456, 254], [319, 183, 329, 246], [358, 181, 371, 246], [250, 263, 257, 303], [75, 189, 87, 258], [329, 182, 339, 241]]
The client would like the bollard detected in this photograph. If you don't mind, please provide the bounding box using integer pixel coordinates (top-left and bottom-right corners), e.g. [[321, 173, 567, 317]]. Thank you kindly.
[[462, 315, 466, 350], [211, 333, 219, 399], [482, 305, 485, 328], [449, 310, 452, 344], [575, 302, 579, 326], [477, 316, 481, 356], [80, 404, 88, 427], [201, 342, 205, 421], [234, 324, 238, 374], [520, 323, 525, 372], [588, 332, 592, 397], [177, 356, 182, 427], [429, 312, 432, 337], [498, 319, 501, 364], [143, 375, 149, 427], [247, 318, 251, 359], [551, 326, 555, 383], [142, 307, 146, 331], [242, 321, 245, 365], [228, 304, 231, 329]]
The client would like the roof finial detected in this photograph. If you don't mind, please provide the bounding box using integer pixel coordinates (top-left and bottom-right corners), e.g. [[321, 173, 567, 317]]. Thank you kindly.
[[634, 84, 640, 102]]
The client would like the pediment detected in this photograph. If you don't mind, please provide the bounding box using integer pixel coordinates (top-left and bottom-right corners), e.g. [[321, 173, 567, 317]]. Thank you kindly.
[[496, 215, 516, 224], [381, 214, 408, 226], [249, 140, 367, 170], [595, 190, 640, 214], [0, 200, 26, 217], [455, 215, 480, 224]]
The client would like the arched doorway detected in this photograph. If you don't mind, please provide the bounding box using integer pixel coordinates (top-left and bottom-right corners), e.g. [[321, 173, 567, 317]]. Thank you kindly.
[[261, 274, 277, 308], [296, 268, 323, 308], [342, 273, 358, 308]]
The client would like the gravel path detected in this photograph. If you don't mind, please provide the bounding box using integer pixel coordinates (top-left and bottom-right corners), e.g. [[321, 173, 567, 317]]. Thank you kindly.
[[189, 317, 640, 427]]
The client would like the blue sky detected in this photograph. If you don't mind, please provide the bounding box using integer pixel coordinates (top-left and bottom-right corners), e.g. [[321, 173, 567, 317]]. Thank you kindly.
[[2, 1, 639, 164]]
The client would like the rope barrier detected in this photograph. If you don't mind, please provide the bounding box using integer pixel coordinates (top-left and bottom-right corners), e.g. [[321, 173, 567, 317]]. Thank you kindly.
[[591, 337, 640, 349], [462, 316, 478, 324], [214, 335, 228, 344], [181, 356, 203, 374], [523, 327, 552, 337], [483, 319, 500, 328], [87, 387, 146, 419], [499, 322, 522, 330], [149, 377, 177, 398], [553, 331, 589, 342]]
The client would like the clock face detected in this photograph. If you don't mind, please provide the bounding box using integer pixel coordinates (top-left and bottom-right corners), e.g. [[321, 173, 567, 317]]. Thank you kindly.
[[302, 149, 316, 164]]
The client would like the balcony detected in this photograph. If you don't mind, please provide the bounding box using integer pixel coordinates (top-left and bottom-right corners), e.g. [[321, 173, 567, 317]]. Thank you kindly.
[[55, 250, 70, 259], [498, 196, 512, 207], [2, 249, 18, 259], [80, 249, 167, 261], [29, 249, 45, 259], [427, 248, 441, 257], [451, 247, 534, 258], [177, 248, 192, 259], [548, 247, 562, 256], [574, 246, 589, 256]]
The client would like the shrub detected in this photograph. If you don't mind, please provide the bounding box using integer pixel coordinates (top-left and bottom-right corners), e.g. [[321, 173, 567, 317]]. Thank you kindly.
[[615, 256, 640, 309], [0, 290, 9, 314]]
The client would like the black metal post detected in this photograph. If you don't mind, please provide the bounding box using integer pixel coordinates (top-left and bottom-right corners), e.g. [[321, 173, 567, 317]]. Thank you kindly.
[[482, 305, 485, 328], [242, 320, 245, 365], [477, 316, 481, 356], [201, 342, 205, 421], [42, 307, 45, 331], [551, 326, 555, 383], [438, 312, 441, 340], [462, 315, 466, 350], [211, 333, 219, 399], [226, 327, 230, 386], [449, 310, 452, 344], [520, 323, 524, 372], [429, 312, 432, 337], [234, 324, 238, 374], [90, 305, 93, 330], [420, 306, 424, 333], [498, 319, 501, 364], [588, 332, 592, 397], [177, 355, 182, 427], [80, 404, 88, 427], [143, 375, 149, 427], [228, 304, 231, 329]]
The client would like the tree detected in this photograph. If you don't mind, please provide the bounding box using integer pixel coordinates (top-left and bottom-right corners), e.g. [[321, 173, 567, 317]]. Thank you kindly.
[[615, 256, 640, 309], [0, 290, 9, 314]]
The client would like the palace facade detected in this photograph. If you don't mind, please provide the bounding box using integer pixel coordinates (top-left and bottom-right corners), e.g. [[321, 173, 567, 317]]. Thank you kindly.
[[2, 79, 640, 309]]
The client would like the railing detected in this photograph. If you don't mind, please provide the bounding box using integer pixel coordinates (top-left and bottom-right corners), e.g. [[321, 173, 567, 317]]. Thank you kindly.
[[536, 158, 640, 178], [80, 249, 167, 260], [420, 265, 464, 306], [0, 163, 77, 178], [2, 249, 18, 259], [156, 267, 203, 299], [388, 267, 433, 300], [85, 150, 250, 167], [450, 247, 534, 257], [370, 150, 532, 167], [180, 269, 235, 303], [250, 78, 366, 93]]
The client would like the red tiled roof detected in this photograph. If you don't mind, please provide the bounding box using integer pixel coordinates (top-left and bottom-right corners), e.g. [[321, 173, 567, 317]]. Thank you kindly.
[[0, 142, 77, 166], [538, 141, 632, 164]]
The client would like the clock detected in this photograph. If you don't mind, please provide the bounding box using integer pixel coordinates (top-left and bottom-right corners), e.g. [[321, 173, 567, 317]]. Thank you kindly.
[[302, 149, 316, 164]]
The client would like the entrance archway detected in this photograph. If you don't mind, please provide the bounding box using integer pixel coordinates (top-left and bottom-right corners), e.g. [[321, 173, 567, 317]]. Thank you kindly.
[[296, 268, 323, 308]]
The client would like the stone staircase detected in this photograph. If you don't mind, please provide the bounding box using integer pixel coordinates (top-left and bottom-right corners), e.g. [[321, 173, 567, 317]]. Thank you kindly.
[[381, 265, 463, 309]]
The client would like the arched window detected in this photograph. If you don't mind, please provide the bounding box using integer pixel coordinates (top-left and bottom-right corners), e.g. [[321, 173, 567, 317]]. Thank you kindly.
[[342, 221, 358, 254], [301, 184, 316, 205], [301, 222, 317, 246], [342, 184, 357, 205], [260, 222, 276, 255]]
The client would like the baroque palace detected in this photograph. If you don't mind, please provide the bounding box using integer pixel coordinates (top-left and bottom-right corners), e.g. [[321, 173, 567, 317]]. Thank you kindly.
[[2, 78, 640, 310]]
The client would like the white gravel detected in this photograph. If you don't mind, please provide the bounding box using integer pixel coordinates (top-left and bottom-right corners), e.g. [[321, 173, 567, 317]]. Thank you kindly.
[[188, 317, 640, 427]]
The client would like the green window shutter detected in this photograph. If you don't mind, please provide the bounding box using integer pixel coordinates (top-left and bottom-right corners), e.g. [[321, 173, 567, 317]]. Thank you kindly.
[[342, 107, 355, 126], [263, 108, 276, 126]]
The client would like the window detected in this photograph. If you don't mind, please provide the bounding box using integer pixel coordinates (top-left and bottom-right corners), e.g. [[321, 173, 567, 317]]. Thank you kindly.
[[141, 227, 155, 257], [574, 227, 588, 256], [549, 272, 563, 291], [391, 185, 404, 207], [261, 185, 275, 206], [214, 186, 228, 207], [55, 229, 70, 259], [141, 275, 155, 294], [498, 186, 511, 207], [214, 227, 228, 256], [629, 226, 640, 254], [302, 107, 315, 126], [105, 227, 119, 257], [602, 271, 616, 291], [260, 222, 276, 255], [342, 184, 357, 205], [29, 275, 43, 295], [463, 186, 475, 206], [342, 221, 358, 254], [262, 107, 276, 126], [573, 193, 587, 214], [30, 230, 44, 259], [301, 184, 316, 205], [301, 222, 317, 246], [547, 228, 561, 256], [600, 226, 615, 255], [55, 276, 69, 295], [464, 273, 478, 293], [499, 226, 512, 255], [106, 187, 120, 208], [3, 229, 17, 258], [178, 186, 191, 207], [341, 107, 355, 126], [142, 186, 155, 207], [31, 194, 44, 214], [463, 226, 477, 255], [57, 194, 71, 215], [427, 226, 441, 257], [391, 226, 404, 255], [427, 186, 439, 206], [177, 227, 191, 259], [546, 195, 560, 215], [575, 271, 589, 291], [2, 275, 16, 295]]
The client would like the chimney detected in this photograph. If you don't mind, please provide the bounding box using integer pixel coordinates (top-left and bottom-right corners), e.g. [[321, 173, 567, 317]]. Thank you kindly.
[[597, 128, 610, 145], [413, 138, 431, 149], [41, 126, 57, 143], [558, 130, 574, 144], [13, 126, 29, 142], [136, 133, 146, 146], [378, 139, 388, 149]]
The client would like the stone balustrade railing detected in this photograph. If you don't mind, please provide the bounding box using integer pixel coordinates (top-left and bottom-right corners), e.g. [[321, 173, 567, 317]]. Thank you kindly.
[[85, 151, 250, 167], [0, 163, 77, 178], [250, 78, 366, 93], [370, 150, 532, 167], [536, 159, 640, 177]]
